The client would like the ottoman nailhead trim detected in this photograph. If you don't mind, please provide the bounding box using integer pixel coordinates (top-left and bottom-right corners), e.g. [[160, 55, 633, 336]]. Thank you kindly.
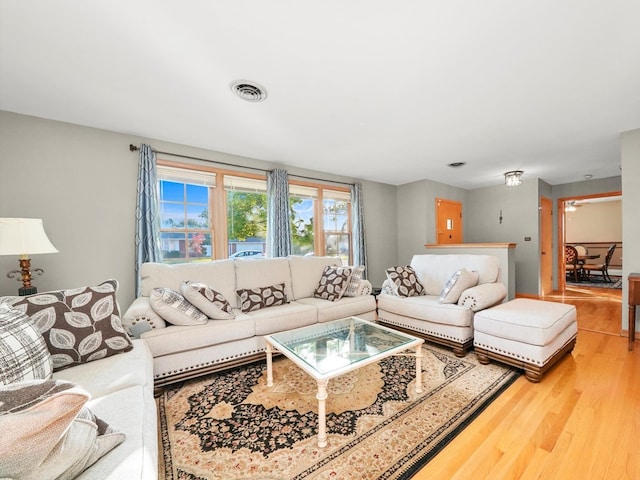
[[474, 341, 574, 367]]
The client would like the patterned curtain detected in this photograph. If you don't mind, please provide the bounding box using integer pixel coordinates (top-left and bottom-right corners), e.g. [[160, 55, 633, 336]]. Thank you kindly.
[[135, 144, 162, 295], [351, 182, 368, 278], [267, 168, 293, 257]]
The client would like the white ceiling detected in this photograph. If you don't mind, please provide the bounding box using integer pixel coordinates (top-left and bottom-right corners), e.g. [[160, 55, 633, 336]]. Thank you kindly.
[[1, 1, 639, 188]]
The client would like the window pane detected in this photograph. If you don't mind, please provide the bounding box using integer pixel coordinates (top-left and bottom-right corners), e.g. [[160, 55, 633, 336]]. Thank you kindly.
[[188, 232, 212, 260], [186, 205, 208, 229], [160, 181, 184, 202], [323, 199, 349, 232], [290, 196, 314, 255], [325, 233, 350, 264], [161, 203, 185, 228], [227, 189, 267, 256], [160, 232, 186, 263], [186, 184, 208, 204]]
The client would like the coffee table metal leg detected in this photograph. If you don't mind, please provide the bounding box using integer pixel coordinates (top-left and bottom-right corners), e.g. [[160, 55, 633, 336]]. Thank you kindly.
[[266, 342, 274, 387], [316, 379, 329, 447], [415, 344, 423, 394]]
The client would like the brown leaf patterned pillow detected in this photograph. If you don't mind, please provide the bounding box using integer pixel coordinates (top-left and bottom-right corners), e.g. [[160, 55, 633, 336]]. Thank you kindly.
[[236, 283, 288, 313], [385, 266, 425, 297], [2, 280, 133, 371], [313, 266, 353, 301]]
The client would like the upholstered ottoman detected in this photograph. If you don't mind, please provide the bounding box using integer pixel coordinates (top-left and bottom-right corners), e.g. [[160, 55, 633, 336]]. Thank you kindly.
[[473, 299, 577, 382]]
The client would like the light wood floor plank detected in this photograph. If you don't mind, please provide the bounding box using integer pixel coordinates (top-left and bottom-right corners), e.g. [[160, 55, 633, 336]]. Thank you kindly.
[[413, 287, 640, 480]]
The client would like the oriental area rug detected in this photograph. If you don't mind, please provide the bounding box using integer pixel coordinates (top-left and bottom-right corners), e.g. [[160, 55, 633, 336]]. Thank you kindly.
[[158, 345, 519, 480]]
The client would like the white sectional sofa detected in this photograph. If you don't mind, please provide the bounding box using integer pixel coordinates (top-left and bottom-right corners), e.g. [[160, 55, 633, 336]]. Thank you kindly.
[[123, 255, 376, 395], [0, 283, 157, 480], [377, 254, 507, 356], [53, 339, 158, 480]]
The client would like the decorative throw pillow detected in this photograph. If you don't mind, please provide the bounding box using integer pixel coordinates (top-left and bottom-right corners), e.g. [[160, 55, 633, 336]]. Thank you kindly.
[[181, 281, 235, 320], [0, 379, 125, 480], [2, 280, 133, 372], [0, 305, 53, 386], [313, 265, 353, 301], [342, 265, 366, 297], [439, 269, 480, 304], [385, 266, 425, 297], [150, 287, 208, 326], [237, 283, 288, 313]]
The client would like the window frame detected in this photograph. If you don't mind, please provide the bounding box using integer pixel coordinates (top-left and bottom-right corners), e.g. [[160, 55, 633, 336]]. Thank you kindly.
[[157, 159, 353, 263]]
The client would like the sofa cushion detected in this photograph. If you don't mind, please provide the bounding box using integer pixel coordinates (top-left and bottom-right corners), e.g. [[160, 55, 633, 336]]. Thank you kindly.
[[80, 385, 157, 480], [234, 257, 294, 305], [0, 379, 124, 480], [237, 283, 288, 313], [288, 255, 342, 300], [439, 269, 479, 304], [378, 294, 473, 328], [410, 254, 500, 295], [53, 339, 153, 399], [1, 280, 133, 372], [141, 315, 256, 355], [385, 266, 425, 297], [140, 259, 238, 307], [343, 265, 366, 297], [150, 287, 208, 326], [314, 265, 353, 301], [248, 302, 318, 336], [0, 305, 52, 385], [181, 281, 235, 320], [297, 295, 377, 323]]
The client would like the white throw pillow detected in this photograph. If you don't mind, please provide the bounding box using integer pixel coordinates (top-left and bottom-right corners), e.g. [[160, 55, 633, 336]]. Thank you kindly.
[[181, 281, 235, 320], [342, 265, 366, 297], [150, 288, 208, 326], [439, 269, 479, 304]]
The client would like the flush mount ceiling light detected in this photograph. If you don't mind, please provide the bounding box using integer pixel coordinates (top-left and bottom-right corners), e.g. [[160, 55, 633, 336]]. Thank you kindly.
[[504, 170, 524, 187], [230, 80, 267, 102]]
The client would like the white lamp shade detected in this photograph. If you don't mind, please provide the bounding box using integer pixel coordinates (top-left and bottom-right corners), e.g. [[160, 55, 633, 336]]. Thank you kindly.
[[0, 218, 59, 256]]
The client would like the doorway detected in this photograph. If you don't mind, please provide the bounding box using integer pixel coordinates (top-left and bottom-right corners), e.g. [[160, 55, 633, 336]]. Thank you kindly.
[[436, 198, 463, 244], [558, 191, 622, 292], [540, 196, 553, 295]]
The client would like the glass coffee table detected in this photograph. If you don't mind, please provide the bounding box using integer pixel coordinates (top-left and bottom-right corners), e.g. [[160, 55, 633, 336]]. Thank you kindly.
[[264, 316, 424, 447]]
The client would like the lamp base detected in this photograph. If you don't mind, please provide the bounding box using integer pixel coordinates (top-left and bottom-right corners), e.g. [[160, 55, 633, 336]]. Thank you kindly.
[[18, 286, 37, 296]]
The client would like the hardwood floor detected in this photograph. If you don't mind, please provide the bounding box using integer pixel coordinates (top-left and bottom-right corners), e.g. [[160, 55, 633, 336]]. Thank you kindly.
[[413, 287, 639, 480]]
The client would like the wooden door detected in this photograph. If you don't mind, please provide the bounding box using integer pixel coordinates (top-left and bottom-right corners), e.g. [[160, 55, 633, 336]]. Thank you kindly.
[[540, 196, 553, 294], [436, 198, 463, 244]]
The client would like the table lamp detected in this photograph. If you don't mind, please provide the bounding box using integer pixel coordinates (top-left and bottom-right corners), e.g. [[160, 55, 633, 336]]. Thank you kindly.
[[0, 218, 58, 295]]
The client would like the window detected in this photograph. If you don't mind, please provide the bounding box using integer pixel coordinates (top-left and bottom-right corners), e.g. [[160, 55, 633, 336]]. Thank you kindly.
[[157, 162, 353, 264], [322, 189, 351, 264], [225, 176, 267, 257], [158, 167, 215, 263], [289, 184, 352, 264]]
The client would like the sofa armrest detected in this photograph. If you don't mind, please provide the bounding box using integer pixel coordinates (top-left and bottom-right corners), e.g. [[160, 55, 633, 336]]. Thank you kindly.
[[122, 297, 167, 338], [458, 283, 507, 312]]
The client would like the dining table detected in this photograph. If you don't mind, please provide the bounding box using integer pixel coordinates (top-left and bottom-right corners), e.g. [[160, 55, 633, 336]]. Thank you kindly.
[[576, 254, 600, 280]]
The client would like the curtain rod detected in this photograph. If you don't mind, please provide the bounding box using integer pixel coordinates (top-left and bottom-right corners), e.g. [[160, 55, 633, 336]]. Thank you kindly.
[[129, 144, 354, 187]]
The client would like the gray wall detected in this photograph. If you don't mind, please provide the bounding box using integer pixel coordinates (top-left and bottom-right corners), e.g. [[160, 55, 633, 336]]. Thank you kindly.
[[396, 179, 466, 265], [465, 178, 541, 295], [621, 128, 640, 333], [0, 111, 397, 306]]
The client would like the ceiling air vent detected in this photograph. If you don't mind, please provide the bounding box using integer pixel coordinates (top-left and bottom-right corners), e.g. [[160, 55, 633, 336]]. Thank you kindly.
[[231, 81, 267, 102]]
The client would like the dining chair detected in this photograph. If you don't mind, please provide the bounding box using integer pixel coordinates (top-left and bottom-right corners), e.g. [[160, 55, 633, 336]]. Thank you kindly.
[[565, 245, 580, 282], [582, 244, 617, 282], [574, 245, 587, 256]]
